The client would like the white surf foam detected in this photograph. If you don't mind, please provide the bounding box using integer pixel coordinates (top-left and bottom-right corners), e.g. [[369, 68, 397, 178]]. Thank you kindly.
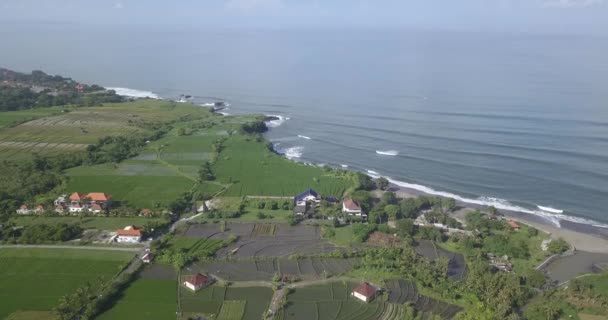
[[217, 111, 231, 116], [106, 87, 160, 99], [200, 102, 215, 107], [298, 135, 312, 140], [265, 115, 289, 128], [283, 146, 303, 159], [376, 150, 399, 156], [340, 164, 349, 168], [370, 174, 608, 229], [537, 206, 564, 214]]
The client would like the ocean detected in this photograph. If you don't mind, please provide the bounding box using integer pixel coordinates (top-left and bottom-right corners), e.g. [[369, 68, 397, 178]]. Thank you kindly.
[[2, 25, 608, 226]]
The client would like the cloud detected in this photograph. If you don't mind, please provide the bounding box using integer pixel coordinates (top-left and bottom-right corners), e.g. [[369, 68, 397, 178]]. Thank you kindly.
[[113, 2, 124, 9], [543, 0, 604, 8]]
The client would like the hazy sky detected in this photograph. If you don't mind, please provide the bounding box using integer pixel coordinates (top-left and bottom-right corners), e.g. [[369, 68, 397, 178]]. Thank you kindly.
[[1, 0, 607, 34]]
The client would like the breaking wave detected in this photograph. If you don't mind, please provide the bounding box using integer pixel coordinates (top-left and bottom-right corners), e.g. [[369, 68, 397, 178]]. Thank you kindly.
[[265, 115, 290, 128], [363, 169, 608, 229], [537, 206, 564, 214], [283, 146, 303, 159], [376, 150, 399, 156], [298, 135, 312, 140], [106, 87, 160, 99], [341, 164, 349, 168]]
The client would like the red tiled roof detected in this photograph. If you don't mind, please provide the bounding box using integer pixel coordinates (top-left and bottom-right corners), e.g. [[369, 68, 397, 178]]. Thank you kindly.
[[20, 205, 28, 209], [86, 193, 112, 202], [343, 198, 361, 211], [35, 205, 44, 210], [353, 282, 376, 298], [185, 273, 209, 286], [116, 226, 142, 237], [69, 192, 85, 201]]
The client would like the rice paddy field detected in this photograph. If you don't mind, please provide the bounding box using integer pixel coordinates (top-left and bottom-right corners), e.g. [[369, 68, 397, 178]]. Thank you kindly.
[[9, 216, 167, 230], [0, 99, 212, 160], [280, 282, 398, 320], [0, 248, 134, 319], [180, 285, 273, 320]]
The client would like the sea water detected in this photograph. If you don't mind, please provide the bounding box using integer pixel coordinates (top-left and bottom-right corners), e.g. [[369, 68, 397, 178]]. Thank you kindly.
[[2, 25, 608, 224]]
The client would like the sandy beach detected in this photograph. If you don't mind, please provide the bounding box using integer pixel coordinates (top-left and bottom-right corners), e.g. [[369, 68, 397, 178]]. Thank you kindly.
[[387, 183, 608, 254]]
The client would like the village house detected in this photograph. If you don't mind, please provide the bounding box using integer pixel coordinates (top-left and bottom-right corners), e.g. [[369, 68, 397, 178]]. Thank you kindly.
[[487, 253, 513, 272], [140, 208, 153, 217], [183, 273, 213, 292], [55, 204, 66, 214], [507, 220, 520, 231], [54, 194, 67, 206], [342, 198, 366, 219], [69, 192, 86, 204], [16, 205, 31, 215], [88, 204, 103, 214], [293, 189, 320, 217], [115, 226, 143, 243], [69, 203, 85, 214], [352, 282, 379, 303], [34, 205, 45, 215], [294, 189, 320, 206], [86, 192, 112, 209]]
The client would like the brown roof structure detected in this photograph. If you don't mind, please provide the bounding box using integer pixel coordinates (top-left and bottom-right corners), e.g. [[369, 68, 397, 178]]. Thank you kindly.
[[86, 193, 112, 202], [69, 192, 86, 201], [185, 273, 209, 286], [116, 226, 142, 237], [343, 198, 361, 211], [353, 282, 377, 298]]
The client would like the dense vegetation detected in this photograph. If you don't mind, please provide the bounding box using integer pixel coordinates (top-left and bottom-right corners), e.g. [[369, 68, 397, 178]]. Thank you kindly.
[[0, 68, 122, 111]]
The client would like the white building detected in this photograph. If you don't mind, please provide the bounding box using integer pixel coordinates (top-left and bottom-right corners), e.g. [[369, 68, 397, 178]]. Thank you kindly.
[[69, 203, 85, 213], [183, 273, 211, 292], [115, 226, 143, 243], [16, 205, 31, 215], [342, 198, 364, 217], [352, 282, 378, 303]]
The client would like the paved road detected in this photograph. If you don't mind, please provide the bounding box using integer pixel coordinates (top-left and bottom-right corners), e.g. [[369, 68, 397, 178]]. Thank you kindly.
[[0, 244, 141, 252]]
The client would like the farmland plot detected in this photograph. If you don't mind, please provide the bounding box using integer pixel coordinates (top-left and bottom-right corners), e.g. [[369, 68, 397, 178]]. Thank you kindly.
[[281, 282, 396, 320], [415, 240, 467, 280], [0, 248, 133, 319], [195, 257, 360, 281], [180, 285, 272, 320]]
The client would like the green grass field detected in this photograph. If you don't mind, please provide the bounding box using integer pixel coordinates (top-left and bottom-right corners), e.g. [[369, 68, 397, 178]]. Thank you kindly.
[[0, 248, 133, 319], [214, 136, 351, 197], [95, 278, 177, 320], [180, 285, 273, 320], [166, 236, 224, 258], [10, 216, 166, 230]]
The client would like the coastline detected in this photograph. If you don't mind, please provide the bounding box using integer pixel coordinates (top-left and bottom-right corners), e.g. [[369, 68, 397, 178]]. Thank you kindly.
[[388, 183, 608, 254], [119, 90, 608, 254]]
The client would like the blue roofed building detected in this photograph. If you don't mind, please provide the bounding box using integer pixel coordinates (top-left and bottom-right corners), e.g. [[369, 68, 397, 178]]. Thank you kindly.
[[293, 189, 320, 218]]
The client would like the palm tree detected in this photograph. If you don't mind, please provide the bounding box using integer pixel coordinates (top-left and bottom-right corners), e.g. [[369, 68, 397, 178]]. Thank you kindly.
[[543, 302, 560, 320]]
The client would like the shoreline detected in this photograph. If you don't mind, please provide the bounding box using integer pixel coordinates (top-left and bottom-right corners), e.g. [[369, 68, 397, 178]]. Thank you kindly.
[[121, 92, 608, 254], [388, 182, 608, 254]]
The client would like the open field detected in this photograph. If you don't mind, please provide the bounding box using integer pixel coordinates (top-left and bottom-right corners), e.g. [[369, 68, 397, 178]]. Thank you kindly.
[[183, 223, 343, 258], [10, 216, 166, 230], [180, 285, 272, 320], [95, 278, 177, 320], [280, 282, 396, 320], [196, 257, 360, 281], [0, 248, 133, 319], [213, 136, 351, 197]]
